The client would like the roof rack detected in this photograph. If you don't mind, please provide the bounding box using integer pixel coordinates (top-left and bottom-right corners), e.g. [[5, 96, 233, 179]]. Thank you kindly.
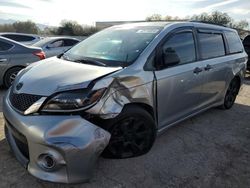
[[189, 20, 227, 27]]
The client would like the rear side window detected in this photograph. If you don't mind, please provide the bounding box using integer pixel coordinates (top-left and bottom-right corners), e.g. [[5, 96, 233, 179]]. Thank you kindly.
[[0, 40, 14, 51], [64, 39, 79, 46], [3, 34, 35, 42], [198, 32, 225, 59], [162, 32, 196, 65], [225, 31, 243, 54]]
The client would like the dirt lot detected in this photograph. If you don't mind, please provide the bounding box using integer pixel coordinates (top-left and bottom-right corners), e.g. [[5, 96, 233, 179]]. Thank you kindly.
[[0, 75, 250, 188]]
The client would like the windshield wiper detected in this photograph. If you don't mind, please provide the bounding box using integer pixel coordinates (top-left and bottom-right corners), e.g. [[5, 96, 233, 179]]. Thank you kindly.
[[74, 58, 107, 67]]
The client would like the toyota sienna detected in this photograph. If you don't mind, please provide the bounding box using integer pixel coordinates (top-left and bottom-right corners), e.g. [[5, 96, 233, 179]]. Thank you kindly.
[[3, 22, 247, 183]]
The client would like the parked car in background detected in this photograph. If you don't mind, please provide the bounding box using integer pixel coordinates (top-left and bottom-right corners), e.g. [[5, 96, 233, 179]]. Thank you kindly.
[[3, 22, 247, 183], [0, 32, 42, 45], [32, 37, 80, 58], [243, 35, 250, 70], [0, 36, 45, 88]]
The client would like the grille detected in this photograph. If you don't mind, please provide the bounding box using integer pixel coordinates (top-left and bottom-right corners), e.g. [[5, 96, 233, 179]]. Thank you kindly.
[[9, 90, 42, 112]]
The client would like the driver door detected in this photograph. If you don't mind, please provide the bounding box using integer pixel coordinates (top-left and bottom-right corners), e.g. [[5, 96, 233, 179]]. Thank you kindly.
[[154, 29, 206, 129]]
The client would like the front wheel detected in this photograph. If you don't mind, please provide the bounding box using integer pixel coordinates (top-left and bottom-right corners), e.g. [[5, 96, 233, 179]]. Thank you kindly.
[[102, 105, 156, 159], [221, 78, 240, 109], [4, 67, 23, 88]]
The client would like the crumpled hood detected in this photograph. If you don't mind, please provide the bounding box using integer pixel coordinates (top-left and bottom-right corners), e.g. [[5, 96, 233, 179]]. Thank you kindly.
[[13, 57, 122, 96]]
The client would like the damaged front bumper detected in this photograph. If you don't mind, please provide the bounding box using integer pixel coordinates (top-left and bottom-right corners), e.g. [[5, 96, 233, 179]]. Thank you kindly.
[[3, 91, 111, 183]]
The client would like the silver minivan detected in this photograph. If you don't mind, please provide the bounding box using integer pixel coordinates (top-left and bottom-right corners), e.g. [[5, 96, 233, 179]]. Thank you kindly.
[[3, 22, 247, 183]]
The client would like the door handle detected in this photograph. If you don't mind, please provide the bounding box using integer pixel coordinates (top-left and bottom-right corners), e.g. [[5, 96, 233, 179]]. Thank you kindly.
[[193, 67, 203, 74], [0, 58, 7, 62], [204, 64, 212, 71]]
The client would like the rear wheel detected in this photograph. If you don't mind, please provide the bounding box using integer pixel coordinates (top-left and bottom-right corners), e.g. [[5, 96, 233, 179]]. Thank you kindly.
[[221, 78, 240, 109], [102, 105, 156, 159], [4, 67, 23, 88]]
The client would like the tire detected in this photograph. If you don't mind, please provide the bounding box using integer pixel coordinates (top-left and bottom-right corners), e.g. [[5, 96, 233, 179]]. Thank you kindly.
[[4, 67, 23, 88], [4, 125, 11, 152], [4, 125, 8, 138], [220, 77, 240, 109], [102, 105, 156, 159]]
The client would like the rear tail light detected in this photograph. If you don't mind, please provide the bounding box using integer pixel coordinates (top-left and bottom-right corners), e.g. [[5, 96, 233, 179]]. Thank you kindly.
[[33, 51, 46, 60]]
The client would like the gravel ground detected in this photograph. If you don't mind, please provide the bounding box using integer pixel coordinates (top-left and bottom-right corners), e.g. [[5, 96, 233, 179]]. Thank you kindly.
[[0, 75, 249, 188]]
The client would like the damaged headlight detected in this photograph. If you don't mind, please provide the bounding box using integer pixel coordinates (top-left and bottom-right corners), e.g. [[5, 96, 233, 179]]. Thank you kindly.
[[41, 88, 106, 112]]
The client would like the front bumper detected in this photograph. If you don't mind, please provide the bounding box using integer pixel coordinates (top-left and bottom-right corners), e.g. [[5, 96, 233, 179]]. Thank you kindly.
[[3, 90, 111, 183]]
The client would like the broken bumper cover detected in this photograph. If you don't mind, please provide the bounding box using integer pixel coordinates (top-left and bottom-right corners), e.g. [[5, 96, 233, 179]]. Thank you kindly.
[[3, 91, 111, 183]]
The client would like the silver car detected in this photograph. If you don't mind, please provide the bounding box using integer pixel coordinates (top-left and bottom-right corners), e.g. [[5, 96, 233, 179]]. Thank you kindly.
[[0, 32, 42, 45], [32, 37, 80, 58], [0, 36, 45, 88], [3, 22, 247, 183]]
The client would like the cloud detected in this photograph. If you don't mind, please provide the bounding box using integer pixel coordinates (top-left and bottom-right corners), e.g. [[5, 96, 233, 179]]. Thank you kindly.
[[0, 1, 31, 9], [204, 0, 239, 9], [0, 11, 29, 21], [0, 0, 249, 26], [38, 0, 53, 2], [194, 0, 240, 14], [231, 8, 250, 15]]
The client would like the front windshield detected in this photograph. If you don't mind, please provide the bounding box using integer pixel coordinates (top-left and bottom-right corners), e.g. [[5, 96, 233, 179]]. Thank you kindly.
[[63, 25, 163, 67]]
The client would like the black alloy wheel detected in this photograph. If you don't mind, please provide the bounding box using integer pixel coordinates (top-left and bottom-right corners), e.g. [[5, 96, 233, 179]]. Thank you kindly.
[[4, 67, 23, 88], [223, 78, 240, 109], [102, 105, 156, 159]]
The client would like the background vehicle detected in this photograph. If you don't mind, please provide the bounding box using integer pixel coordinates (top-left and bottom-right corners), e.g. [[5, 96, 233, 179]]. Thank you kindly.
[[0, 36, 45, 88], [0, 32, 42, 45], [32, 37, 80, 58], [3, 22, 247, 183], [243, 35, 250, 70]]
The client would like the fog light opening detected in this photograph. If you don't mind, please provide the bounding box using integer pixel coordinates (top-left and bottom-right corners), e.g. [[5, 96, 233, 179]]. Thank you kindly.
[[38, 154, 56, 170]]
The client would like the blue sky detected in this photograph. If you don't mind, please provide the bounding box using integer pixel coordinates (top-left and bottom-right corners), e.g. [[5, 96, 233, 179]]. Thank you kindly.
[[0, 0, 249, 26]]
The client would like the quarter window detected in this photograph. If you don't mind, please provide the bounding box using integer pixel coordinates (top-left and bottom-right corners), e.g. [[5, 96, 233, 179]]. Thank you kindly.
[[225, 31, 243, 54], [0, 41, 14, 51], [162, 32, 196, 66], [198, 32, 225, 59]]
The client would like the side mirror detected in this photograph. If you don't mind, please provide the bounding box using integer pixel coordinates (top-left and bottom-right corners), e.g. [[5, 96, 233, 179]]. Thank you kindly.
[[162, 47, 180, 67]]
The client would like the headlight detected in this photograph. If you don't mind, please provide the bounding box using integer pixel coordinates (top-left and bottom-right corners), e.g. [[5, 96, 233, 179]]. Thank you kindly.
[[41, 88, 106, 112]]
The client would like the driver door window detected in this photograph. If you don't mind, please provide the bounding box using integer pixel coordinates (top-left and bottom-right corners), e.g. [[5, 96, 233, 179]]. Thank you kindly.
[[159, 32, 196, 69], [48, 40, 64, 48]]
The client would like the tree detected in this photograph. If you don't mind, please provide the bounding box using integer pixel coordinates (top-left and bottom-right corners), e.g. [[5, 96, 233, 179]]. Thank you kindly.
[[56, 20, 84, 36], [165, 15, 180, 21], [81, 25, 99, 36], [0, 21, 39, 34], [231, 20, 249, 30], [146, 14, 162, 21], [191, 11, 232, 26], [0, 24, 15, 32], [12, 21, 39, 34], [53, 20, 99, 36], [191, 11, 249, 30]]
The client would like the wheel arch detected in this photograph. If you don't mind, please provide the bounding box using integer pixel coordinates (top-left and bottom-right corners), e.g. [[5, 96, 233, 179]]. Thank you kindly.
[[4, 65, 26, 79], [123, 102, 156, 122]]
